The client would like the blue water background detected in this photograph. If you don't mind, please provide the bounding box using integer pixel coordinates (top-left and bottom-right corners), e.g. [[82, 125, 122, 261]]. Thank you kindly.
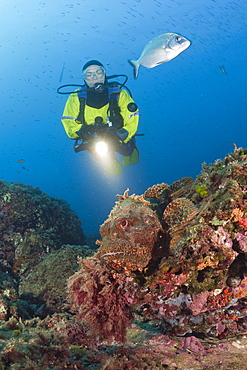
[[0, 0, 246, 235]]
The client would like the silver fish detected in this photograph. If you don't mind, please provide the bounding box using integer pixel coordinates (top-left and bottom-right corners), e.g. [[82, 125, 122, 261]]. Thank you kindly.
[[129, 33, 191, 79]]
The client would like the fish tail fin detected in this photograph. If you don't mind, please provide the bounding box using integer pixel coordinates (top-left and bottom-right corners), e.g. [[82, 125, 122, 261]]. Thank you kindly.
[[128, 59, 139, 79]]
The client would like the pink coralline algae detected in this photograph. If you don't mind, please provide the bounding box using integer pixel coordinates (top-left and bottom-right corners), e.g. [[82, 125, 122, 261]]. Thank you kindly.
[[235, 232, 247, 253], [181, 336, 206, 354], [189, 291, 213, 316], [68, 145, 247, 343]]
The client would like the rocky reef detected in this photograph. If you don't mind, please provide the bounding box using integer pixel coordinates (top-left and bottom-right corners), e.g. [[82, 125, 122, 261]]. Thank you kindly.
[[69, 145, 247, 345], [1, 146, 247, 369], [0, 180, 86, 272], [0, 180, 91, 321]]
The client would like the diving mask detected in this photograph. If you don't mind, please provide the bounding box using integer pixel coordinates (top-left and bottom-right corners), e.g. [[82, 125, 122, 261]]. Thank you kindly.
[[82, 66, 106, 81]]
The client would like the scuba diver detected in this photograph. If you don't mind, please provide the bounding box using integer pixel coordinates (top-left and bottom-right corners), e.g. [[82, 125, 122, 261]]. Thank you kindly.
[[59, 60, 139, 175]]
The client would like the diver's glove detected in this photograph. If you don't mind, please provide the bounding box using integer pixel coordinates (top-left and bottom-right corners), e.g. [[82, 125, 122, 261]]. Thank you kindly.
[[94, 123, 108, 135], [76, 125, 95, 141], [106, 126, 118, 141]]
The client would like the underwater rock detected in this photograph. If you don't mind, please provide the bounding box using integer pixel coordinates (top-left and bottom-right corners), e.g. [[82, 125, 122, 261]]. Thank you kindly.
[[0, 269, 18, 321], [19, 245, 93, 315], [2, 147, 247, 368], [0, 180, 86, 276], [0, 180, 91, 322], [68, 145, 247, 343], [1, 312, 247, 369]]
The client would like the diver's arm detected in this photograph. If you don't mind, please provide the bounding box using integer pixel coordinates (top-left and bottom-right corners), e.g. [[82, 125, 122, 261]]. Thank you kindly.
[[118, 90, 139, 142], [61, 93, 82, 139]]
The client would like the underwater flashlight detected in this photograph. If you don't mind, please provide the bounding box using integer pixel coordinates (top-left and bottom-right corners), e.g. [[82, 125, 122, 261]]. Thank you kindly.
[[95, 141, 109, 156]]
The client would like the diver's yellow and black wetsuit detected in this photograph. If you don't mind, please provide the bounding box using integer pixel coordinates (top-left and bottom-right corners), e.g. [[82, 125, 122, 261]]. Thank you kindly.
[[61, 88, 139, 142], [61, 85, 139, 174]]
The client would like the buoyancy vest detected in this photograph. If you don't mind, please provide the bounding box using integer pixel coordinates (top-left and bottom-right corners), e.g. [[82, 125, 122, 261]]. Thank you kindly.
[[76, 84, 124, 129]]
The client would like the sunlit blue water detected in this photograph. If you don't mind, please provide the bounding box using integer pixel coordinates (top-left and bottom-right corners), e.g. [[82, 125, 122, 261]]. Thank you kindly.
[[0, 0, 246, 234]]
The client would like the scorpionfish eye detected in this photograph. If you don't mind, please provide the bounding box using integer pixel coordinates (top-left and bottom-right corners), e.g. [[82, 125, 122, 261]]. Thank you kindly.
[[116, 218, 128, 229]]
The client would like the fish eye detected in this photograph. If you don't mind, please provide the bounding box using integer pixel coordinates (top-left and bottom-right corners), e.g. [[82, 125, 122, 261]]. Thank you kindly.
[[176, 36, 182, 41], [121, 219, 127, 227], [116, 218, 128, 229]]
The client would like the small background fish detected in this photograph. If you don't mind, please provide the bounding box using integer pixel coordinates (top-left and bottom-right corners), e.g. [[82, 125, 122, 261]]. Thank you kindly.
[[129, 32, 191, 79], [59, 62, 65, 83], [218, 65, 228, 75]]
